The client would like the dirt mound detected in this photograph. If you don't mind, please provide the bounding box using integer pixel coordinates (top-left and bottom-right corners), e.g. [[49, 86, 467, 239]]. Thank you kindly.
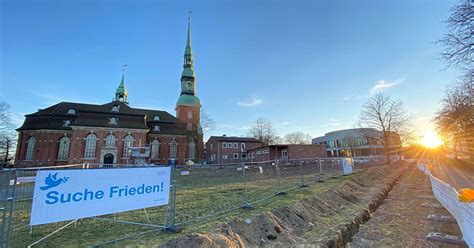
[[163, 164, 407, 248]]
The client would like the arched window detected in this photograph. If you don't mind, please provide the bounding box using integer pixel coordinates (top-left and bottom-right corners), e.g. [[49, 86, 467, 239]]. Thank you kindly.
[[170, 139, 177, 159], [123, 135, 134, 157], [109, 117, 118, 125], [84, 134, 97, 159], [67, 109, 76, 115], [111, 105, 119, 112], [153, 115, 160, 121], [57, 137, 70, 160], [151, 139, 160, 159], [105, 134, 116, 147], [25, 136, 36, 160], [188, 141, 196, 160]]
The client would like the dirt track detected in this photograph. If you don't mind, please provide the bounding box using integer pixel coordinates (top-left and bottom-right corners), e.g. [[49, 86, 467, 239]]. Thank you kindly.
[[349, 163, 465, 248], [162, 162, 411, 247]]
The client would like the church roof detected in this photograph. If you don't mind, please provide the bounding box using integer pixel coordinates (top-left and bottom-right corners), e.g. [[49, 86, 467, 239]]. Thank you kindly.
[[18, 101, 189, 135]]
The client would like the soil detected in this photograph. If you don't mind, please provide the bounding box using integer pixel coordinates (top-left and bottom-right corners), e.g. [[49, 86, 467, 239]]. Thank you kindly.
[[162, 162, 412, 247], [349, 163, 466, 248]]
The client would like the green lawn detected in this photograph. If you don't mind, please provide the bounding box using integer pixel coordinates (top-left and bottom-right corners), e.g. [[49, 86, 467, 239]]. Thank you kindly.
[[2, 162, 359, 247]]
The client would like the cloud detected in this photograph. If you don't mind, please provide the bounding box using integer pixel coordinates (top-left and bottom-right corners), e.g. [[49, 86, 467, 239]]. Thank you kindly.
[[370, 80, 402, 94], [280, 121, 289, 126], [237, 95, 263, 107], [320, 118, 342, 128], [343, 97, 352, 101]]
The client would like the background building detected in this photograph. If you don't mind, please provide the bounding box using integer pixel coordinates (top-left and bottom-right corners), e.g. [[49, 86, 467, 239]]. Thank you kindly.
[[205, 136, 262, 164], [247, 144, 327, 162], [15, 19, 202, 167], [312, 128, 400, 157]]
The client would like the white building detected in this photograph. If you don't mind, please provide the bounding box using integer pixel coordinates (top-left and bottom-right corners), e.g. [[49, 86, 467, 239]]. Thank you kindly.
[[312, 128, 400, 157]]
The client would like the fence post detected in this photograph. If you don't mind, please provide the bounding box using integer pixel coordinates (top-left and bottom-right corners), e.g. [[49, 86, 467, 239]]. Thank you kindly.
[[332, 159, 338, 178], [241, 163, 252, 209], [165, 165, 179, 233], [274, 160, 286, 195], [299, 161, 308, 187], [317, 158, 324, 182]]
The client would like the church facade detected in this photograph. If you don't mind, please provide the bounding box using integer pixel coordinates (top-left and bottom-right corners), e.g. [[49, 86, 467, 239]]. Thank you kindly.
[[14, 19, 202, 167]]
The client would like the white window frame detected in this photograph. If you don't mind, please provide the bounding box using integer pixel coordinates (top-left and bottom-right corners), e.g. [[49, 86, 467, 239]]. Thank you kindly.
[[222, 143, 227, 148], [170, 139, 177, 159], [233, 143, 238, 148], [123, 135, 134, 158], [228, 142, 232, 148], [282, 149, 288, 159], [84, 134, 97, 159], [241, 143, 246, 150], [25, 136, 36, 161], [57, 136, 70, 161], [188, 141, 196, 160], [151, 139, 160, 159], [222, 155, 228, 160], [233, 153, 238, 159], [105, 134, 116, 147]]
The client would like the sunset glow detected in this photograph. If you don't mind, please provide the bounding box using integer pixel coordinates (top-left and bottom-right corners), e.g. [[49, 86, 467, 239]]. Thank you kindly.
[[420, 129, 443, 149]]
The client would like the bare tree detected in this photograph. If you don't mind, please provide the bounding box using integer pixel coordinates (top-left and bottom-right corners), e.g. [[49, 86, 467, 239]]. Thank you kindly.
[[439, 0, 473, 70], [435, 79, 474, 158], [0, 135, 16, 168], [357, 93, 409, 163], [248, 118, 280, 145], [284, 132, 312, 144], [0, 101, 16, 167], [342, 135, 359, 157]]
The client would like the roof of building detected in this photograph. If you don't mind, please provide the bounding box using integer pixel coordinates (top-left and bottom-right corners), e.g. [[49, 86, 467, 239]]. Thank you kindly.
[[247, 144, 325, 151], [18, 101, 189, 135], [207, 136, 262, 143]]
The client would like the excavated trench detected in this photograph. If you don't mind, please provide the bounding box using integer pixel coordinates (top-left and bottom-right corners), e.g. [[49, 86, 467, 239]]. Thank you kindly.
[[162, 164, 408, 248]]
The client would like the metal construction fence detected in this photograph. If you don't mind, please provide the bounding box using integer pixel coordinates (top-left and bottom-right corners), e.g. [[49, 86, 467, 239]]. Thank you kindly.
[[418, 163, 474, 247], [0, 157, 371, 247]]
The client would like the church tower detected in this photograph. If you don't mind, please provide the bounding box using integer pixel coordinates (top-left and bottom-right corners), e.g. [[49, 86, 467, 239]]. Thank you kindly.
[[176, 13, 201, 132], [115, 65, 129, 104]]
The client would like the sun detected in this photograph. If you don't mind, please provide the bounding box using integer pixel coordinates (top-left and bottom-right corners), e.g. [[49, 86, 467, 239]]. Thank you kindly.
[[420, 129, 443, 148]]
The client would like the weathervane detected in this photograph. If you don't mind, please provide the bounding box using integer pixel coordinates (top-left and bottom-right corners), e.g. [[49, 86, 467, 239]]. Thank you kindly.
[[122, 64, 128, 73], [188, 11, 192, 24]]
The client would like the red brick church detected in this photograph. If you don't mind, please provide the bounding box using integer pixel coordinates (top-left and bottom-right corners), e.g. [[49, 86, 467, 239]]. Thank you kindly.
[[14, 18, 203, 167]]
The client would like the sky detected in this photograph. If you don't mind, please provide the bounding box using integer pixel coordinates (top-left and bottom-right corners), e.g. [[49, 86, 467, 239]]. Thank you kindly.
[[0, 0, 461, 141]]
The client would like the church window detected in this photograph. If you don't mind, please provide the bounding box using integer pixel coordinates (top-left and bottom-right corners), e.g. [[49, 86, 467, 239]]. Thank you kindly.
[[111, 105, 120, 112], [105, 134, 116, 146], [153, 115, 160, 121], [123, 135, 134, 157], [187, 111, 192, 119], [109, 117, 118, 125], [63, 120, 71, 127], [57, 137, 70, 160], [84, 134, 97, 159], [151, 139, 160, 159], [67, 109, 76, 115], [188, 141, 196, 160], [25, 136, 36, 161], [154, 125, 160, 132], [170, 139, 177, 159]]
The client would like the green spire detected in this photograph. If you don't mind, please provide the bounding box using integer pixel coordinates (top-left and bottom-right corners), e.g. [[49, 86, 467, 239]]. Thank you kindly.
[[184, 12, 194, 66], [115, 65, 129, 104], [177, 12, 200, 107]]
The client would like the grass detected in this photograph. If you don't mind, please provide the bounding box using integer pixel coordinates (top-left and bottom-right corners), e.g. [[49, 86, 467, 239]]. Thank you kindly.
[[2, 162, 361, 247]]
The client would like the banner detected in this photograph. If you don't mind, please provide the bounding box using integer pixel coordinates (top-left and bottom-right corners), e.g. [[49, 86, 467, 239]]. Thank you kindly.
[[342, 158, 353, 175], [30, 167, 171, 226]]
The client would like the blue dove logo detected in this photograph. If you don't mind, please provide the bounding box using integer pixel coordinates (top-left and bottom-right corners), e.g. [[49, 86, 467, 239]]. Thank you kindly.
[[40, 173, 69, 191]]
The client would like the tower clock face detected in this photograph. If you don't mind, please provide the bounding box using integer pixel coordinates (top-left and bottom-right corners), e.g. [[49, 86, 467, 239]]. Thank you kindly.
[[185, 81, 193, 90]]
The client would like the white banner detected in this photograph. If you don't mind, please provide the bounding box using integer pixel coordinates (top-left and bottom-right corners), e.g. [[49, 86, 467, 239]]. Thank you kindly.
[[30, 167, 171, 226]]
